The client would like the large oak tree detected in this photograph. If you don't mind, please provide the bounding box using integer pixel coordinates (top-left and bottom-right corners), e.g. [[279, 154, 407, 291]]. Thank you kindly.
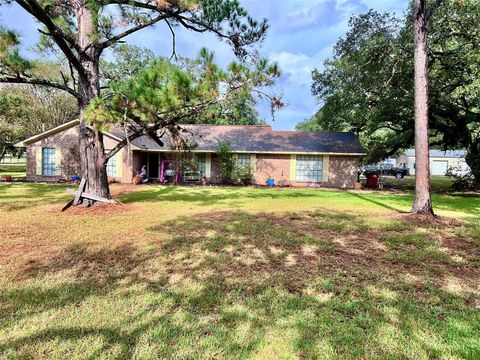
[[305, 1, 480, 192]]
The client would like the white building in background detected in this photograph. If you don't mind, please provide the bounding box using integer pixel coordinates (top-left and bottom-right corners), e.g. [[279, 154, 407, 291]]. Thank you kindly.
[[396, 149, 470, 176]]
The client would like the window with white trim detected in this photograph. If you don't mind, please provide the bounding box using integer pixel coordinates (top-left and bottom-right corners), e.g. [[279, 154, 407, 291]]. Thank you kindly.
[[42, 148, 56, 176], [237, 154, 251, 170], [296, 155, 323, 182], [183, 154, 206, 181], [106, 156, 116, 177], [195, 154, 206, 177]]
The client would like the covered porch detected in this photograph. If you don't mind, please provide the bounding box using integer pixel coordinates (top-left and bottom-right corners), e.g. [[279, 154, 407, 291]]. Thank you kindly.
[[132, 150, 211, 184]]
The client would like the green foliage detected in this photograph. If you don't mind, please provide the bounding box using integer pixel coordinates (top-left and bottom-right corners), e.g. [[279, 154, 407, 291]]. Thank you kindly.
[[305, 10, 412, 164], [88, 49, 281, 132], [305, 1, 480, 180], [191, 0, 269, 58], [1, 0, 274, 189], [215, 142, 255, 185], [100, 44, 156, 85], [216, 141, 236, 184], [174, 50, 280, 125], [0, 27, 32, 74], [0, 84, 77, 160], [235, 164, 254, 185], [0, 92, 28, 159]]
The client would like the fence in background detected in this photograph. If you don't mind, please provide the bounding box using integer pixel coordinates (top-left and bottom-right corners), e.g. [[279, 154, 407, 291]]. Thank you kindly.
[[0, 154, 27, 164]]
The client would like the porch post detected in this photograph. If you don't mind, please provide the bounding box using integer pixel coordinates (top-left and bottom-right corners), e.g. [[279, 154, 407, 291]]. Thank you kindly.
[[160, 160, 165, 182]]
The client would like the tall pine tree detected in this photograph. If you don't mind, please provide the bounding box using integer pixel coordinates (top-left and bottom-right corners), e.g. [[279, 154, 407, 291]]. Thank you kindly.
[[0, 0, 268, 201]]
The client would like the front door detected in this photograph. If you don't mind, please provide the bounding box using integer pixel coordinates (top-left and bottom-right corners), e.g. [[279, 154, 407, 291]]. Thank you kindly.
[[148, 153, 159, 178]]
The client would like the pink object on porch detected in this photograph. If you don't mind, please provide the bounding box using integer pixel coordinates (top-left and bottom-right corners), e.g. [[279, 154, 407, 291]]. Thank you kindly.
[[160, 160, 180, 183]]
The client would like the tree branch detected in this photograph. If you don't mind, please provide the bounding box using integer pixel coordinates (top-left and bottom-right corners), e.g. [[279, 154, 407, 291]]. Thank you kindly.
[[0, 75, 80, 99], [165, 19, 177, 59], [176, 15, 226, 39], [104, 99, 219, 161], [104, 117, 174, 161], [98, 0, 158, 11], [98, 13, 170, 50], [14, 0, 85, 76], [37, 28, 81, 53]]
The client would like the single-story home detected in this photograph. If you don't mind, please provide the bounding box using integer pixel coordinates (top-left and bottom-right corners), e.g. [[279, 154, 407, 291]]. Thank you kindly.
[[15, 120, 365, 188], [396, 149, 470, 176]]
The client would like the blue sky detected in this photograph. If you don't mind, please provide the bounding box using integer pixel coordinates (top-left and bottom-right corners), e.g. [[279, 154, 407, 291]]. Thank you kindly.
[[0, 0, 408, 130]]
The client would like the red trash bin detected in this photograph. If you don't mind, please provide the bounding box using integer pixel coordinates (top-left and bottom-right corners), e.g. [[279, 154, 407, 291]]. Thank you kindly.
[[365, 172, 379, 188]]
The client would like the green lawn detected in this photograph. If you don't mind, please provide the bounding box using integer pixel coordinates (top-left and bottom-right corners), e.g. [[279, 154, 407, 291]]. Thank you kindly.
[[379, 175, 457, 192], [0, 163, 26, 179], [0, 184, 479, 359]]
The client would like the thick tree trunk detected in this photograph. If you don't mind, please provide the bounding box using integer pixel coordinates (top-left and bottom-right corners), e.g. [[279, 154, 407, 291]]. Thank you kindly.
[[412, 0, 434, 215], [76, 1, 110, 201], [466, 141, 480, 187]]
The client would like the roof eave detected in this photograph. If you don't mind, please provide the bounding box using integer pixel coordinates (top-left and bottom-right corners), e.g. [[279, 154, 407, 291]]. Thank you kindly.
[[133, 148, 366, 156], [15, 119, 80, 147]]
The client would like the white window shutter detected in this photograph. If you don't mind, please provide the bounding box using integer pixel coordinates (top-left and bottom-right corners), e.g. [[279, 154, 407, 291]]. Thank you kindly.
[[115, 151, 123, 178], [35, 147, 43, 175], [289, 155, 296, 181], [322, 155, 329, 182]]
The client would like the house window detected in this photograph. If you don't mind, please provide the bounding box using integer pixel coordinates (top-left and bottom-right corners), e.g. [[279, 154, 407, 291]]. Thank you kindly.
[[296, 155, 323, 182], [106, 156, 116, 177], [195, 154, 206, 177], [42, 148, 56, 176], [237, 154, 251, 170], [184, 154, 206, 181]]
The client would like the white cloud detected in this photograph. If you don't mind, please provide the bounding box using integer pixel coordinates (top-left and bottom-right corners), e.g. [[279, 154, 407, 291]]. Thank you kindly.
[[270, 44, 334, 86], [270, 52, 316, 86]]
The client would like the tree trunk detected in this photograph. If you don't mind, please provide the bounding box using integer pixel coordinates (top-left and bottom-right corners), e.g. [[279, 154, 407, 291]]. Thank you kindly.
[[0, 146, 7, 162], [76, 1, 110, 201], [412, 0, 434, 215], [466, 141, 480, 188]]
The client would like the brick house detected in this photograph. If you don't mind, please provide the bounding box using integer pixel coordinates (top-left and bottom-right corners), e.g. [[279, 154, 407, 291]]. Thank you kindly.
[[16, 120, 365, 188]]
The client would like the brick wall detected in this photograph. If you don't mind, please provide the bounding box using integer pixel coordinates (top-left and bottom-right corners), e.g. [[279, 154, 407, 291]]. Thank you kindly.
[[207, 153, 359, 189], [26, 125, 131, 183], [254, 154, 291, 186], [323, 155, 359, 189], [289, 156, 358, 189], [25, 123, 359, 188], [209, 154, 223, 184], [26, 126, 81, 182]]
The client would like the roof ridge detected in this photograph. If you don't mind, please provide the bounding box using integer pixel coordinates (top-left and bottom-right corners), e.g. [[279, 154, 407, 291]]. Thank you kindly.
[[271, 130, 354, 134], [181, 124, 272, 128]]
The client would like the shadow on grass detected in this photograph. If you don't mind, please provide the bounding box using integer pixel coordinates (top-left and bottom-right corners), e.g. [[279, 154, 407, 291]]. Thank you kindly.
[[2, 210, 479, 358], [348, 192, 407, 212]]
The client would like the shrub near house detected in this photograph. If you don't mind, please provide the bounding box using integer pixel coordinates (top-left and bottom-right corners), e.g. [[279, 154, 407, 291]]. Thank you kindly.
[[16, 121, 365, 188]]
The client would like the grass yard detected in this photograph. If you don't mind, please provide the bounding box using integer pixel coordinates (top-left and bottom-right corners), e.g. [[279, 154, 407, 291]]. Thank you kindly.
[[380, 175, 456, 193], [0, 184, 479, 359], [0, 163, 26, 179]]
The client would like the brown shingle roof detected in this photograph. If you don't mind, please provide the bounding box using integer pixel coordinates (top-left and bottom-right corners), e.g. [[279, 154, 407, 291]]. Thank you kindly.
[[109, 124, 365, 155]]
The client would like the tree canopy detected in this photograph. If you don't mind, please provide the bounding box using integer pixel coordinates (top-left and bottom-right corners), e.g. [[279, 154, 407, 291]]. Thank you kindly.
[[88, 48, 281, 160], [0, 61, 77, 160], [0, 0, 273, 199], [0, 0, 269, 101], [100, 44, 268, 125], [302, 0, 480, 184]]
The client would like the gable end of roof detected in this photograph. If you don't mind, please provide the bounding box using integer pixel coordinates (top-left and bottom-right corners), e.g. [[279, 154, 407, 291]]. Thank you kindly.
[[15, 119, 80, 147]]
